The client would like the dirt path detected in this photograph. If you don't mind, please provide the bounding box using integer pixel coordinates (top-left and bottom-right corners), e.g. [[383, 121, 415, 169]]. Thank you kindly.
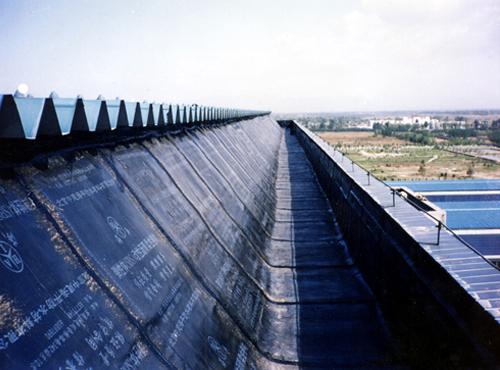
[[427, 155, 438, 164]]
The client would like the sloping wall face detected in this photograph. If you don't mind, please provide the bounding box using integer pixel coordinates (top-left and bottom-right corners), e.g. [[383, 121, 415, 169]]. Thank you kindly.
[[0, 117, 297, 369], [4, 116, 400, 369]]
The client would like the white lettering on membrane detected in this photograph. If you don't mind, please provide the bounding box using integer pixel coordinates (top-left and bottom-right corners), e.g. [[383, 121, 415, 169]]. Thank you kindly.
[[106, 216, 131, 244], [168, 290, 200, 348], [234, 343, 248, 370], [110, 234, 158, 279], [208, 336, 229, 368], [49, 164, 95, 189], [44, 319, 64, 340], [215, 261, 231, 290], [119, 342, 149, 370], [54, 179, 114, 208], [231, 278, 262, 329], [58, 350, 86, 369], [31, 309, 92, 369], [0, 232, 24, 273], [29, 295, 130, 370], [0, 271, 90, 352], [0, 197, 36, 221], [133, 253, 172, 302]]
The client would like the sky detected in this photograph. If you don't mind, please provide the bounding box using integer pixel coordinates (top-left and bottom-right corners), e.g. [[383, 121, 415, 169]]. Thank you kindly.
[[0, 0, 499, 112]]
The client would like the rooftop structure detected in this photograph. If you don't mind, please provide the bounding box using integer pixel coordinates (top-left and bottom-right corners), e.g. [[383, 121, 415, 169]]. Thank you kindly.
[[0, 93, 268, 139], [0, 96, 498, 369], [389, 179, 500, 266]]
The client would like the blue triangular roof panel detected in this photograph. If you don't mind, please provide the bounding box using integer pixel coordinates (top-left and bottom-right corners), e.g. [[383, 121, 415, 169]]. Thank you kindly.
[[82, 100, 102, 131], [139, 102, 150, 126], [160, 104, 168, 124], [171, 105, 178, 125], [177, 105, 184, 124], [124, 102, 137, 126], [152, 104, 161, 125], [15, 97, 45, 139], [106, 100, 121, 130], [52, 98, 77, 135]]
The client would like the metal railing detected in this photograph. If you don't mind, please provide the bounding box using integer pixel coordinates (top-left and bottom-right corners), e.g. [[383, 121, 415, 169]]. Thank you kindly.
[[299, 123, 500, 271]]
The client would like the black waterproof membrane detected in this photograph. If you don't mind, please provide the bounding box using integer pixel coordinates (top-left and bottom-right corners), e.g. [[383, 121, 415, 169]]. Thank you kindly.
[[2, 116, 409, 368], [0, 180, 162, 369]]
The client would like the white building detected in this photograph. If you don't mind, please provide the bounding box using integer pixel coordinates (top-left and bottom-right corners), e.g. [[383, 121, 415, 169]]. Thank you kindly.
[[369, 116, 441, 129]]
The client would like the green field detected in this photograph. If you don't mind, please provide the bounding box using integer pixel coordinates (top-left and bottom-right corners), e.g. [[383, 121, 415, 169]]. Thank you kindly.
[[319, 132, 500, 181]]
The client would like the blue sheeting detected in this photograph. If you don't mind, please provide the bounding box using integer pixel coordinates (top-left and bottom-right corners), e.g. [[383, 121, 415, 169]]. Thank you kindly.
[[461, 235, 500, 256], [388, 179, 500, 192], [427, 199, 500, 229], [429, 200, 500, 210], [388, 180, 500, 229], [444, 209, 500, 229], [388, 179, 500, 255], [426, 194, 500, 202]]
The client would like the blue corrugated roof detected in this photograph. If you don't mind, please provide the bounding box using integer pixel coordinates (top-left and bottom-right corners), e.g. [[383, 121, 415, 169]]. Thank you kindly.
[[388, 179, 500, 256], [429, 200, 500, 210], [444, 209, 500, 229], [388, 179, 500, 192], [460, 234, 500, 256]]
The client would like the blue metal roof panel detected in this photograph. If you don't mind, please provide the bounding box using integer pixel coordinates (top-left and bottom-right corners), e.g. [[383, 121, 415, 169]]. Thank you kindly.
[[124, 101, 137, 126], [82, 99, 102, 131], [445, 209, 500, 229], [388, 179, 500, 192], [52, 97, 77, 135], [106, 99, 121, 129], [151, 103, 161, 125], [430, 200, 500, 210], [14, 96, 45, 139], [460, 234, 500, 257], [139, 102, 150, 126]]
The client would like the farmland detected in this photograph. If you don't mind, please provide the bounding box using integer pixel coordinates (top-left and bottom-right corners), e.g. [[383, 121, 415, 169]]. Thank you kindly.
[[319, 131, 500, 181], [319, 131, 407, 146]]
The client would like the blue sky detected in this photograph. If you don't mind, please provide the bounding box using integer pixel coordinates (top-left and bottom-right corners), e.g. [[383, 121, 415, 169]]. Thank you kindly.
[[1, 0, 499, 112]]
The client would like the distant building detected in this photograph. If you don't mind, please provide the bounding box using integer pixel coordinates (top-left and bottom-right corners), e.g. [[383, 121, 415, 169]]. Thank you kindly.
[[369, 116, 440, 130]]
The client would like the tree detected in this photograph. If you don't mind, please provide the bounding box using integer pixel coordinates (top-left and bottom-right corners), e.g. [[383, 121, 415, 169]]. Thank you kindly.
[[466, 165, 475, 177], [489, 130, 500, 146], [418, 162, 426, 176]]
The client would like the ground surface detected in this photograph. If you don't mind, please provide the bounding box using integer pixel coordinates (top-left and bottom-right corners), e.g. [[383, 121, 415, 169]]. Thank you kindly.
[[319, 131, 500, 181], [319, 131, 407, 146], [448, 145, 500, 162]]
